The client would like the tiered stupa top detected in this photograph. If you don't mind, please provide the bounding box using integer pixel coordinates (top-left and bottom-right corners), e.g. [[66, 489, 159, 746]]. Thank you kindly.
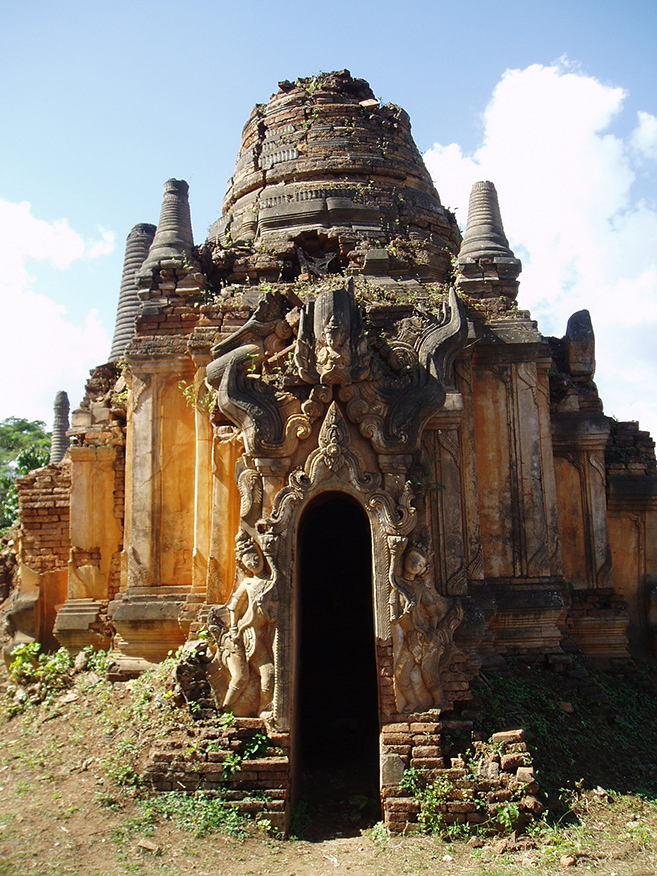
[[207, 70, 461, 282]]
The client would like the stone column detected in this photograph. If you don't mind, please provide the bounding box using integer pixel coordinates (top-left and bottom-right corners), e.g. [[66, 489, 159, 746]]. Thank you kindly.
[[110, 358, 195, 669], [536, 355, 563, 576], [426, 392, 467, 595], [454, 354, 484, 583], [473, 328, 566, 654], [206, 433, 242, 606], [53, 445, 120, 653], [177, 356, 218, 636], [510, 359, 551, 578], [552, 414, 620, 657], [552, 414, 613, 590], [191, 359, 214, 595], [607, 476, 657, 658]]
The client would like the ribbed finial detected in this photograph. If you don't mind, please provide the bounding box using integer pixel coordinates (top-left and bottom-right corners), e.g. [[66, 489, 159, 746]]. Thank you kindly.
[[50, 391, 70, 465], [456, 181, 521, 299], [136, 179, 195, 284], [459, 181, 515, 259], [109, 223, 156, 362]]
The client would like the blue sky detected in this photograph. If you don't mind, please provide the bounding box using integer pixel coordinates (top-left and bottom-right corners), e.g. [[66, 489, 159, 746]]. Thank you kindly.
[[2, 0, 657, 436]]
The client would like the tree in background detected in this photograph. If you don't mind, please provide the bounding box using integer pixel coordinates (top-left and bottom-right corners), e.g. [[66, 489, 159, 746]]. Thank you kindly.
[[0, 418, 51, 533]]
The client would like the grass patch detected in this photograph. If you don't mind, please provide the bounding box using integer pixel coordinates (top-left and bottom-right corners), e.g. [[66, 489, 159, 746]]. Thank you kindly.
[[137, 791, 249, 837], [475, 657, 657, 806]]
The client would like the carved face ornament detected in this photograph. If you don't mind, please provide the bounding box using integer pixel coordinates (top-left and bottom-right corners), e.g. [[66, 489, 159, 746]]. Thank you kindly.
[[403, 547, 429, 580], [236, 536, 265, 576]]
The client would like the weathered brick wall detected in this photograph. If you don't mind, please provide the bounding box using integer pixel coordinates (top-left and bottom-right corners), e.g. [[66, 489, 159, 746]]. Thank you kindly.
[[377, 639, 396, 722], [606, 419, 657, 476], [16, 463, 71, 574], [134, 301, 201, 338], [382, 727, 542, 833], [142, 716, 541, 835], [567, 589, 628, 626], [187, 298, 256, 364], [143, 718, 289, 831]]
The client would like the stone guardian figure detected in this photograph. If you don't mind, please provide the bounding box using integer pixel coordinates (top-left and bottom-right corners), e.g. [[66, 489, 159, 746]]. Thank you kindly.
[[207, 530, 279, 719], [390, 530, 463, 713]]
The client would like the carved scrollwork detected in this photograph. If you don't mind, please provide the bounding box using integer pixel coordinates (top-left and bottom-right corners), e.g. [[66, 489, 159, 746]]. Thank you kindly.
[[206, 292, 311, 457], [339, 287, 467, 454], [369, 481, 417, 539], [206, 342, 311, 456], [300, 384, 332, 425], [237, 466, 263, 524]]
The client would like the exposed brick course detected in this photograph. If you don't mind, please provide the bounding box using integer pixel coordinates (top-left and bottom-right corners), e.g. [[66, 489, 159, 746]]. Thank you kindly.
[[16, 464, 71, 574]]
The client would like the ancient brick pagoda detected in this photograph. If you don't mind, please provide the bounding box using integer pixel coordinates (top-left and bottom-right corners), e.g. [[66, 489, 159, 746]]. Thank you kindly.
[[7, 70, 657, 831]]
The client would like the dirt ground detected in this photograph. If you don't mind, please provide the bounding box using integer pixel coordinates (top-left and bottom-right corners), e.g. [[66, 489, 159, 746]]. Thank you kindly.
[[1, 658, 656, 876]]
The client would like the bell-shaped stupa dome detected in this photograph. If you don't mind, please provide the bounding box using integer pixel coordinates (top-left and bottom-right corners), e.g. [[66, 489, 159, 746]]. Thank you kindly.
[[206, 71, 460, 283]]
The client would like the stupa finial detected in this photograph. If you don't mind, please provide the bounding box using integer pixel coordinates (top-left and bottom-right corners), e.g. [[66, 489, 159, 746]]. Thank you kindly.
[[136, 179, 203, 296], [49, 391, 70, 465], [109, 223, 156, 362], [457, 181, 521, 299]]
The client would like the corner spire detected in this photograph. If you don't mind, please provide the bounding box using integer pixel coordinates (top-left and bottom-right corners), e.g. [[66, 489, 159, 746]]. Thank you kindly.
[[109, 223, 156, 362], [49, 391, 70, 464], [136, 179, 204, 297], [456, 181, 521, 299]]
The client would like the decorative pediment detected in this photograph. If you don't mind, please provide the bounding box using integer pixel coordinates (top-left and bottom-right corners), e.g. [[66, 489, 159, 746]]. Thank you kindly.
[[206, 282, 466, 458]]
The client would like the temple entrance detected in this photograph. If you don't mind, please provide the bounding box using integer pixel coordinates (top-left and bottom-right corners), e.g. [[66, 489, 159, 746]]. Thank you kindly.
[[294, 492, 381, 837]]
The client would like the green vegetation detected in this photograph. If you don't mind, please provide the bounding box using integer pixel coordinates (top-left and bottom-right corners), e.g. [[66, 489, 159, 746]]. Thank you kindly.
[[402, 768, 460, 836], [0, 417, 51, 532], [3, 643, 114, 717], [1, 647, 657, 871], [4, 643, 73, 714], [135, 792, 249, 838], [475, 658, 657, 806]]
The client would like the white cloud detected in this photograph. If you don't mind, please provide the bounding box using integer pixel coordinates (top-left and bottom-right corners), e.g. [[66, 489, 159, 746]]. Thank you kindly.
[[631, 111, 657, 161], [0, 199, 113, 425], [425, 62, 657, 440], [86, 227, 115, 260]]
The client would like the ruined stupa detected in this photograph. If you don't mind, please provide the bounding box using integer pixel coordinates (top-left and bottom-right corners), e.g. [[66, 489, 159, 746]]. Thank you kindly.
[[8, 71, 657, 833]]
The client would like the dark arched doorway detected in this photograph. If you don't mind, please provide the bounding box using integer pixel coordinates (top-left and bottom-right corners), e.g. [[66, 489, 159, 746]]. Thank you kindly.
[[294, 491, 381, 836]]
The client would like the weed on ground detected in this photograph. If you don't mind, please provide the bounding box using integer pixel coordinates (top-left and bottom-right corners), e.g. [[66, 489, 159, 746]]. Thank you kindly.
[[0, 645, 655, 875]]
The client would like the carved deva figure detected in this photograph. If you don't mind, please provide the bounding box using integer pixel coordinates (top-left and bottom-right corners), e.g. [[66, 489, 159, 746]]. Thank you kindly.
[[390, 529, 463, 713], [207, 530, 279, 719]]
